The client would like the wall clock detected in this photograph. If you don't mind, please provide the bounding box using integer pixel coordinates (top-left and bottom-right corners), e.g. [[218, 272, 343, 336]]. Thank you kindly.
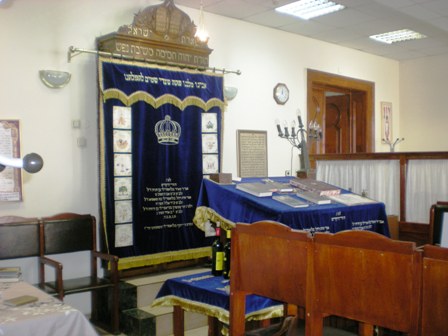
[[273, 83, 289, 105]]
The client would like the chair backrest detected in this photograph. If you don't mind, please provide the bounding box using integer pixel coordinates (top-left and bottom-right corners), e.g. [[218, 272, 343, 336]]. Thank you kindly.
[[429, 202, 448, 246], [312, 230, 421, 334], [0, 216, 40, 259], [231, 220, 312, 305], [40, 213, 95, 255], [421, 244, 448, 335]]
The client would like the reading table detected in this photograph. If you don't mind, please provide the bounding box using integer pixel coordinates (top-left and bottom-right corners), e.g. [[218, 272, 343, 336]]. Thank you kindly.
[[0, 281, 98, 336], [193, 176, 390, 236], [152, 271, 283, 335]]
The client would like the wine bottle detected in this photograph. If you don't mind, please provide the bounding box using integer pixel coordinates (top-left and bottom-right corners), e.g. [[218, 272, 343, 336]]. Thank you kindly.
[[211, 223, 224, 276], [223, 229, 231, 279]]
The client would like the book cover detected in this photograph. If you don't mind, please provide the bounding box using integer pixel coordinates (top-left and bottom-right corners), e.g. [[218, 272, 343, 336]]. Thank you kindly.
[[0, 267, 21, 281], [328, 193, 377, 206], [262, 179, 294, 193], [296, 190, 331, 205], [0, 267, 21, 275], [273, 195, 309, 208], [236, 182, 273, 197], [4, 295, 38, 307], [290, 178, 341, 196]]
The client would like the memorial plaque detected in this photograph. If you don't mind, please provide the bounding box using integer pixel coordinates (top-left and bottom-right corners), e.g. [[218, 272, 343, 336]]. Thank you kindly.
[[0, 120, 22, 201], [237, 130, 268, 178]]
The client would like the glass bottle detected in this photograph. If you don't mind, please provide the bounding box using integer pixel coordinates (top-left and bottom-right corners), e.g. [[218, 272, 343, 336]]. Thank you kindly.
[[211, 222, 224, 276], [223, 229, 231, 279]]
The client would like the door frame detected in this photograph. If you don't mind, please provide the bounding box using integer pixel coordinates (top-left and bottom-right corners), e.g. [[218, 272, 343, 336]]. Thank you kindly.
[[307, 69, 375, 153]]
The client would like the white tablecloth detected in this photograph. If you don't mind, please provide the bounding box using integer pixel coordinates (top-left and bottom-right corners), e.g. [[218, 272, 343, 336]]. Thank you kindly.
[[0, 281, 98, 336]]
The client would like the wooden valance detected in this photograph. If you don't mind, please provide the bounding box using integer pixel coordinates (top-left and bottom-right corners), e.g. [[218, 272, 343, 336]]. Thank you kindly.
[[96, 0, 212, 69]]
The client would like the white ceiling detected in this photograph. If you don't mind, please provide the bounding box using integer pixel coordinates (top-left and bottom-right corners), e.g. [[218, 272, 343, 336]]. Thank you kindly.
[[174, 0, 448, 61]]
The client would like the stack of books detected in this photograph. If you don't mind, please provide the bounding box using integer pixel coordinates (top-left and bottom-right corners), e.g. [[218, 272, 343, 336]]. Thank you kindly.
[[296, 190, 332, 205], [328, 193, 377, 206], [0, 267, 22, 282], [273, 195, 309, 208], [290, 178, 341, 196], [236, 182, 273, 197]]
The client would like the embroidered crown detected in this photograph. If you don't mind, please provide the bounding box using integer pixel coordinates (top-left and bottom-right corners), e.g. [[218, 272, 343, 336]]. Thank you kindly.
[[155, 115, 181, 145]]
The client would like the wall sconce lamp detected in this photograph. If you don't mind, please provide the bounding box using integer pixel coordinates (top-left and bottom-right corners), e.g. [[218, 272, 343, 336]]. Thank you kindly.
[[39, 70, 71, 88], [224, 86, 238, 101], [308, 99, 323, 140], [0, 153, 44, 174]]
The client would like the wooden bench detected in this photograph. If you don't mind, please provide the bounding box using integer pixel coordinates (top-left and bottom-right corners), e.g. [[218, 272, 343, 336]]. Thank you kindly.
[[229, 220, 313, 336], [420, 244, 448, 335], [0, 216, 40, 260], [310, 230, 421, 336], [38, 212, 120, 334]]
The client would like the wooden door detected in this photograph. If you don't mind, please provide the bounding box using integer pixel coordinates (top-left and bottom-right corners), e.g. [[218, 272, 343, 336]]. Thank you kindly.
[[307, 69, 374, 155], [325, 94, 350, 153]]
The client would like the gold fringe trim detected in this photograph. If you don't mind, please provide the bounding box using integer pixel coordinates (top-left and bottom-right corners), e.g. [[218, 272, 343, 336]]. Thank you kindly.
[[102, 89, 225, 111], [98, 58, 111, 255], [151, 295, 284, 325], [117, 247, 210, 271], [193, 206, 235, 231]]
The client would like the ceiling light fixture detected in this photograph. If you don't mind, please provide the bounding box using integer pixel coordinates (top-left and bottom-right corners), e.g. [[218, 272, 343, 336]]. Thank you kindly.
[[275, 0, 345, 20], [369, 29, 427, 44], [195, 1, 209, 43]]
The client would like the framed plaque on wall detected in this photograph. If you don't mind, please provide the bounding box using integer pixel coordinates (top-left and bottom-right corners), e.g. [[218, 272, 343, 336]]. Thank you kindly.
[[237, 130, 268, 178], [0, 120, 22, 201]]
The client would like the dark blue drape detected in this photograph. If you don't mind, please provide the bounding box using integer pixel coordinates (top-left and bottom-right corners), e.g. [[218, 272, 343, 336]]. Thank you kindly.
[[98, 58, 224, 269]]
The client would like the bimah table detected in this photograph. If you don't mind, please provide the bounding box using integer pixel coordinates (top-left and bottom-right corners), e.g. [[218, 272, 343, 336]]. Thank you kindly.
[[152, 271, 283, 335], [193, 176, 390, 236]]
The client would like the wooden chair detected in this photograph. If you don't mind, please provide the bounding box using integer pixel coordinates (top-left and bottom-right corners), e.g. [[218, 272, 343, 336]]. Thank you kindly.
[[420, 244, 448, 335], [0, 216, 40, 260], [229, 220, 313, 336], [309, 230, 422, 336], [428, 202, 448, 245], [38, 213, 120, 334]]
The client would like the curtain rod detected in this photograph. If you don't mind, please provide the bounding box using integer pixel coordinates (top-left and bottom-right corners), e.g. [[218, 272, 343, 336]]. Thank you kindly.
[[67, 46, 242, 75]]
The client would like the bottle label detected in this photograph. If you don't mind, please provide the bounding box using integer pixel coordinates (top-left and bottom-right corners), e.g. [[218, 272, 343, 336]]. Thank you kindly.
[[215, 251, 224, 271]]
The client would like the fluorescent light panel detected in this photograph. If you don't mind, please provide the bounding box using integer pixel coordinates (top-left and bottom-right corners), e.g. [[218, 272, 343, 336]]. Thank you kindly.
[[369, 29, 426, 44], [275, 0, 345, 20]]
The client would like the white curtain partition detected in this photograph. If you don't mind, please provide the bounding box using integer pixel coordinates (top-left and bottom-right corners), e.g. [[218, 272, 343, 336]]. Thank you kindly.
[[316, 160, 400, 217], [406, 160, 448, 223]]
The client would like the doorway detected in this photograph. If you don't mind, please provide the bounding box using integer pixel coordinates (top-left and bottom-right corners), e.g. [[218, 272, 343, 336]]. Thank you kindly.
[[306, 69, 374, 154]]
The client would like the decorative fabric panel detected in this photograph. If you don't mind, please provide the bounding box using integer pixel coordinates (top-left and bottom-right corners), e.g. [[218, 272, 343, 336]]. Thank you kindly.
[[98, 57, 224, 270]]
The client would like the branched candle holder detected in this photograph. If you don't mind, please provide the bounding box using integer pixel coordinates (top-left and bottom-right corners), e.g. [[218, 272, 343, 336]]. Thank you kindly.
[[382, 137, 404, 152], [275, 115, 310, 176]]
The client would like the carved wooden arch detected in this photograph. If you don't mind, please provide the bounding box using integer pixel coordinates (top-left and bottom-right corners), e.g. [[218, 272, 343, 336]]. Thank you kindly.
[[97, 0, 212, 69]]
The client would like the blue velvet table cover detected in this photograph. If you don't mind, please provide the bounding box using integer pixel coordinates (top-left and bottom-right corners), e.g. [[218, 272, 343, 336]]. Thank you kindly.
[[194, 176, 390, 236], [152, 271, 283, 324]]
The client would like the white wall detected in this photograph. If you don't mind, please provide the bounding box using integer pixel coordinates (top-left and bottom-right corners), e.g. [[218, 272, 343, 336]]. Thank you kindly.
[[400, 54, 448, 151], [1, 0, 441, 313]]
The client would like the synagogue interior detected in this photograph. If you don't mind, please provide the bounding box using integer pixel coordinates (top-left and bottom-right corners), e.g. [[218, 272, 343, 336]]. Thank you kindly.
[[1, 0, 448, 335]]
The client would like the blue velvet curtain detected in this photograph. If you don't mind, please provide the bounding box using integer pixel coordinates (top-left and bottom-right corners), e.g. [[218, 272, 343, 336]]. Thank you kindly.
[[98, 58, 224, 270]]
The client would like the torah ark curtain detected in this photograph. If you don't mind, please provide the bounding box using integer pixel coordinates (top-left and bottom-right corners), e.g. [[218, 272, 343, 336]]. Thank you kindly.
[[98, 57, 224, 270]]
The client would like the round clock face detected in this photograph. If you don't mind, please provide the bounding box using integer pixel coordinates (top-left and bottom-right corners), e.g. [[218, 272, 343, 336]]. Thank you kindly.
[[274, 83, 289, 105]]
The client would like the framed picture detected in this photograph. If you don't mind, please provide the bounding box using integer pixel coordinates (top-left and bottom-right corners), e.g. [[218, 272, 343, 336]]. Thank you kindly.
[[237, 130, 268, 178], [0, 120, 22, 201], [381, 102, 392, 143]]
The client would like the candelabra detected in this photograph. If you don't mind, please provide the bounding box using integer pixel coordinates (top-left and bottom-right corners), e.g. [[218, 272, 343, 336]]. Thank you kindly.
[[275, 115, 310, 176], [382, 137, 404, 152]]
